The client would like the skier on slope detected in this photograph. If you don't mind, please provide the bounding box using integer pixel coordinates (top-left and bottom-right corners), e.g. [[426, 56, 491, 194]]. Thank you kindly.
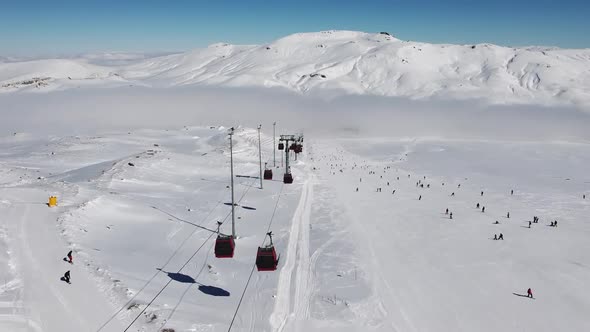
[[67, 250, 73, 264], [63, 270, 71, 284], [527, 288, 533, 298]]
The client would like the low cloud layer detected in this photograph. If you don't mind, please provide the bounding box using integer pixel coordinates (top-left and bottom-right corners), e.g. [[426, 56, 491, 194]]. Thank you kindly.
[[1, 86, 589, 142]]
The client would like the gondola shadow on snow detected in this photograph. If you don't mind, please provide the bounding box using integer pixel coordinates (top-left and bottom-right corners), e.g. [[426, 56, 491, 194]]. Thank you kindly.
[[157, 269, 230, 296], [198, 285, 230, 297], [157, 268, 196, 284]]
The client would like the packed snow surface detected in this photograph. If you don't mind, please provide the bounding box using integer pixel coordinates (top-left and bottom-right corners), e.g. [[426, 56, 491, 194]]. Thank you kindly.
[[0, 123, 589, 331], [2, 30, 590, 105]]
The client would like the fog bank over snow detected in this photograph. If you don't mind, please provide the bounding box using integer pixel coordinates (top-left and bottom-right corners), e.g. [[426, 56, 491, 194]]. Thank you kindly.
[[1, 86, 590, 143], [1, 30, 590, 106]]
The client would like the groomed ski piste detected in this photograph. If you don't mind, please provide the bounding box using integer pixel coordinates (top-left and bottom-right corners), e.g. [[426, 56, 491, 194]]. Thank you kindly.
[[1, 121, 589, 332]]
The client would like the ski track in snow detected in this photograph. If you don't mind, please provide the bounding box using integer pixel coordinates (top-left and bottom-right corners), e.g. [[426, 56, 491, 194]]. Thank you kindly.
[[5, 189, 125, 332], [270, 173, 314, 332]]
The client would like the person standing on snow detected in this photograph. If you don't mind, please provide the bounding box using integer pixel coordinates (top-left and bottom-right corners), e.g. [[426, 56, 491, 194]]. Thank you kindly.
[[527, 288, 533, 298], [67, 250, 73, 264], [63, 270, 71, 283]]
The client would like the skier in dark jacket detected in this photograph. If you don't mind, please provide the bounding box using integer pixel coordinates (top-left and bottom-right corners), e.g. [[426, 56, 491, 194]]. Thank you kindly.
[[63, 270, 71, 283], [67, 250, 73, 264], [527, 288, 533, 298]]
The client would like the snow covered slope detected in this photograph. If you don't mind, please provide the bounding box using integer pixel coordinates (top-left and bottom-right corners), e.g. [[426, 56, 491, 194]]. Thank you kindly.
[[1, 126, 589, 332], [2, 30, 590, 105]]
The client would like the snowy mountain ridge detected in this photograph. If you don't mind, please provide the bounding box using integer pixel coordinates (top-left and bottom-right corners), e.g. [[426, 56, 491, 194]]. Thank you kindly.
[[2, 30, 590, 106]]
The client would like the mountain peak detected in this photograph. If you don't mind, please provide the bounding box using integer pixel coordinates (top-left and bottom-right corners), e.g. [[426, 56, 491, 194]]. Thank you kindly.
[[1, 30, 589, 106]]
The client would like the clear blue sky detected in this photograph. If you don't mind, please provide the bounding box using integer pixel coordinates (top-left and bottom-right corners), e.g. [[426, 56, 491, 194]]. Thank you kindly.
[[1, 0, 588, 56]]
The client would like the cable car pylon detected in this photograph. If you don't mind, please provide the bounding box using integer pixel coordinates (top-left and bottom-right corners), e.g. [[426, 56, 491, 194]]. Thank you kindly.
[[215, 127, 237, 258], [278, 134, 303, 184]]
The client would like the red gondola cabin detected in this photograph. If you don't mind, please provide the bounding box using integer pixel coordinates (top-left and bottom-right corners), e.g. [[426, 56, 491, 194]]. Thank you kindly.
[[256, 246, 278, 271], [283, 173, 293, 184], [264, 169, 273, 180], [215, 234, 235, 258]]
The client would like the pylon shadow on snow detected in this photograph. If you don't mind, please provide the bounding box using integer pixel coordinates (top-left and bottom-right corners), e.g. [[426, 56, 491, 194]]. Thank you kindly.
[[224, 202, 257, 210]]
